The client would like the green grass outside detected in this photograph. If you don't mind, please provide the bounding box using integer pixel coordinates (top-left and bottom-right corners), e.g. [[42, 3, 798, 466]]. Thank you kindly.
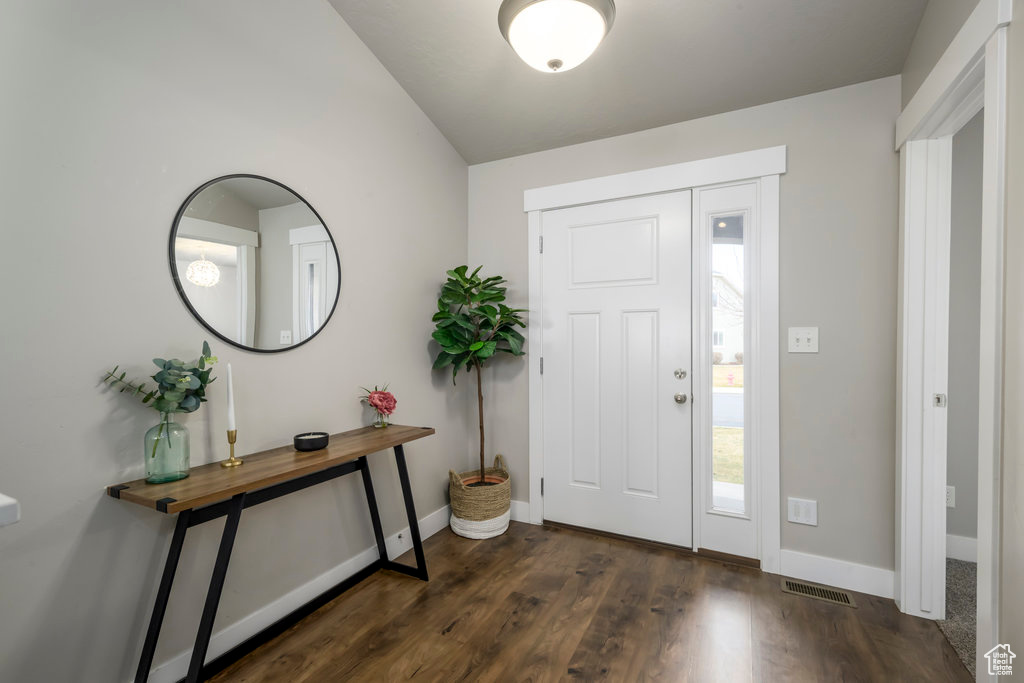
[[713, 426, 744, 485]]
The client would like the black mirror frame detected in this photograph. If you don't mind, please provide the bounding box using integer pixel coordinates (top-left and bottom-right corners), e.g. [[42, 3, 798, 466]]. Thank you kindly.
[[168, 174, 342, 354]]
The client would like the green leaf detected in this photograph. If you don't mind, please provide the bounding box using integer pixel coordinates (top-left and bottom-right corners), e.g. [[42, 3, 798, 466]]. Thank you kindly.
[[474, 341, 498, 359], [469, 341, 484, 351], [497, 329, 524, 355], [477, 305, 497, 324], [432, 328, 457, 348], [202, 341, 211, 357], [152, 358, 166, 368], [433, 352, 455, 369]]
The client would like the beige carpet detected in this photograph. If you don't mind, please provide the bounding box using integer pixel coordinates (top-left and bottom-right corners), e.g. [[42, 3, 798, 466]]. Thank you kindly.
[[938, 558, 976, 677]]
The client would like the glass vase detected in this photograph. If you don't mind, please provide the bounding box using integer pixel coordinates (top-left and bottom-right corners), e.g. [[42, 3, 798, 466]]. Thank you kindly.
[[373, 412, 390, 429], [145, 413, 190, 484]]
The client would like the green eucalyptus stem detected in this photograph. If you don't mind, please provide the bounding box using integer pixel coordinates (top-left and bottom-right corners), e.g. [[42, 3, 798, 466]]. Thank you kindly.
[[150, 412, 176, 459]]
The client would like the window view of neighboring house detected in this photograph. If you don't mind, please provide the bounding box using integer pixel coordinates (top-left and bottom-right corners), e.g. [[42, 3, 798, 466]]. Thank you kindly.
[[712, 271, 744, 364]]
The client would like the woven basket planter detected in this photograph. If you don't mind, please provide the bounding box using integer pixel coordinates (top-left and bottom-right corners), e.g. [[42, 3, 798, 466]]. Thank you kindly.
[[449, 454, 511, 539]]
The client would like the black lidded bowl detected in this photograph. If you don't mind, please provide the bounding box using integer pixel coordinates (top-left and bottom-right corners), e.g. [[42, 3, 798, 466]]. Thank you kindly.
[[294, 432, 329, 452]]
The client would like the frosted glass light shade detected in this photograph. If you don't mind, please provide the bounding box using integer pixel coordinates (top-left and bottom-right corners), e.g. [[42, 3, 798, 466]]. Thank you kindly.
[[186, 257, 220, 287], [499, 0, 615, 73]]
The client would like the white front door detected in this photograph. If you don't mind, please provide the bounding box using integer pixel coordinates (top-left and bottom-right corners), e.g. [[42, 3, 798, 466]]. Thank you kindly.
[[541, 191, 693, 547]]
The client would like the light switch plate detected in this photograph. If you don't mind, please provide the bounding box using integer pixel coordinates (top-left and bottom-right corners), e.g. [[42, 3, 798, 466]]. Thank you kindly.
[[787, 497, 818, 526], [280, 330, 292, 345], [788, 327, 819, 353]]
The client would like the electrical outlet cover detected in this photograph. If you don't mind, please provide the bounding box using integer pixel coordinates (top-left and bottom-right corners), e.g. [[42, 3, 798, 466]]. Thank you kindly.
[[787, 496, 818, 526]]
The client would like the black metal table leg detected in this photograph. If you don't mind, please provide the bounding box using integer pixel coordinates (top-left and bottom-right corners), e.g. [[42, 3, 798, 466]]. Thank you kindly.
[[185, 493, 245, 683], [358, 456, 389, 562], [393, 445, 428, 581], [135, 509, 191, 683]]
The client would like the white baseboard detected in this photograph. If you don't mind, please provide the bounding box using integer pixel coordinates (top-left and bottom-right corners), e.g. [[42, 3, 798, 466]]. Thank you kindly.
[[510, 499, 531, 523], [779, 549, 895, 599], [145, 504, 452, 683], [946, 533, 978, 562]]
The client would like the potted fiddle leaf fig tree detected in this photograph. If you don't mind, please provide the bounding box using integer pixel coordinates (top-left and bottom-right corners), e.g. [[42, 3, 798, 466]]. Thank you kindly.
[[432, 265, 526, 539]]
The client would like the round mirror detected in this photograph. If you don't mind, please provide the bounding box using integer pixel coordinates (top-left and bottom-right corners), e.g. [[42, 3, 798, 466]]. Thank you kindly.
[[169, 175, 340, 352]]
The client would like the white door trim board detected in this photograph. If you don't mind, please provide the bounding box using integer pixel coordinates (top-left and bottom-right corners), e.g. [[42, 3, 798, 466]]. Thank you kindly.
[[896, 18, 1008, 679], [947, 534, 979, 562], [895, 0, 1011, 147], [141, 503, 453, 683], [780, 549, 895, 600], [523, 146, 786, 213], [976, 28, 1008, 677], [525, 146, 783, 573]]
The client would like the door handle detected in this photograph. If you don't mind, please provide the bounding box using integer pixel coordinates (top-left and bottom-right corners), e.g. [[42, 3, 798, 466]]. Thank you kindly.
[[674, 393, 687, 404]]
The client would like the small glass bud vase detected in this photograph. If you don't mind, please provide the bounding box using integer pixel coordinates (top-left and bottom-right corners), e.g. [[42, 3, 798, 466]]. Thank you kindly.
[[144, 413, 190, 484], [373, 412, 390, 429]]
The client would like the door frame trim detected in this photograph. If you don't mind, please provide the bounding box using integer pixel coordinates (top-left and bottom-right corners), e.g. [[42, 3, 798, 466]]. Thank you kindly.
[[895, 0, 1009, 672], [525, 147, 785, 572]]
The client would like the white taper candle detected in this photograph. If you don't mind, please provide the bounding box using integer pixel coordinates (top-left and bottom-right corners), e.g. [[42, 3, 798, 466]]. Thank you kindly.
[[226, 363, 236, 431]]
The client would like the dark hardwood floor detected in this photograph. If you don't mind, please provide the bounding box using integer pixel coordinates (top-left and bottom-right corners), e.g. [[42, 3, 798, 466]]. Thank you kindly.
[[210, 522, 970, 682]]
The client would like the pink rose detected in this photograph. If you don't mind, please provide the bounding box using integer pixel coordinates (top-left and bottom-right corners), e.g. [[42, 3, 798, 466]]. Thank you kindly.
[[368, 390, 397, 416]]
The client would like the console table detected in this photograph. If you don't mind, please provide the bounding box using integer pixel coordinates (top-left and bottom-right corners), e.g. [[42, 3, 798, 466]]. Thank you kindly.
[[106, 424, 435, 683]]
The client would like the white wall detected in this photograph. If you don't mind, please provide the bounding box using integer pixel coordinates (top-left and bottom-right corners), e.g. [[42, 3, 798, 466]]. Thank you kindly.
[[947, 109, 983, 542], [468, 76, 902, 570], [0, 2, 468, 681]]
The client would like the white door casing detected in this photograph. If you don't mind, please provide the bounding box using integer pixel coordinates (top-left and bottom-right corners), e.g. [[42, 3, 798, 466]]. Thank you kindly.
[[541, 191, 693, 547], [290, 225, 336, 343]]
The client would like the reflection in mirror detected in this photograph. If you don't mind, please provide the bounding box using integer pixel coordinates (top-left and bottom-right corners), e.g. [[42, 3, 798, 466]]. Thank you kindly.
[[170, 176, 340, 352]]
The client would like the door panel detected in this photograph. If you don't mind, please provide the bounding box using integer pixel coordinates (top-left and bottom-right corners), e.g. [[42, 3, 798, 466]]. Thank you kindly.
[[542, 191, 692, 547]]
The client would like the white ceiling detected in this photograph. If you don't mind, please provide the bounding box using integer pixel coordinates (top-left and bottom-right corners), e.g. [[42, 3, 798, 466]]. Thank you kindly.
[[219, 178, 303, 210], [328, 0, 927, 164]]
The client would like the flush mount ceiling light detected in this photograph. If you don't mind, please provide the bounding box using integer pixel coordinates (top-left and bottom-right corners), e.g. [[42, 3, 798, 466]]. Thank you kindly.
[[498, 0, 616, 73], [186, 252, 220, 288]]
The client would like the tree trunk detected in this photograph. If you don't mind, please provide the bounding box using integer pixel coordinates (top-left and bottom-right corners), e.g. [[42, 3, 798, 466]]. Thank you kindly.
[[475, 361, 485, 481]]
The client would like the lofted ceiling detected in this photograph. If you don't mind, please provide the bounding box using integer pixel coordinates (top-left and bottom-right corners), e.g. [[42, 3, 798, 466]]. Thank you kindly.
[[328, 0, 927, 164]]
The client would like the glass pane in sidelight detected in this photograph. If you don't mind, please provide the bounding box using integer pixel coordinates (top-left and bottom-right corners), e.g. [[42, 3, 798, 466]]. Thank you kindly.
[[711, 214, 745, 513]]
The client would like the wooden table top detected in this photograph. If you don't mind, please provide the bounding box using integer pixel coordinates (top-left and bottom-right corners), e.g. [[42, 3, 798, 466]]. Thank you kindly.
[[106, 424, 435, 515]]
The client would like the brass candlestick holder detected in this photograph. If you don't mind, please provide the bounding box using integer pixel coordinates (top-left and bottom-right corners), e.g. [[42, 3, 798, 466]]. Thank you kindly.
[[221, 429, 243, 468]]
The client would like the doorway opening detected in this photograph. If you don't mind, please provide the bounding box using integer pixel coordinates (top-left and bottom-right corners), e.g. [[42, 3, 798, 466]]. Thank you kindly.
[[938, 108, 983, 676], [894, 2, 1009, 674]]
